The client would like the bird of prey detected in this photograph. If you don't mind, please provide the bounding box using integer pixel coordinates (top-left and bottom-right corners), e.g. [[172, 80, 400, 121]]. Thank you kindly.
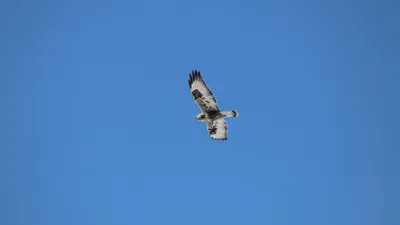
[[188, 70, 239, 140]]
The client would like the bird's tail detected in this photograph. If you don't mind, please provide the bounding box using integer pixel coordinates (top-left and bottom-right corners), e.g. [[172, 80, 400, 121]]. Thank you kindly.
[[221, 110, 239, 118]]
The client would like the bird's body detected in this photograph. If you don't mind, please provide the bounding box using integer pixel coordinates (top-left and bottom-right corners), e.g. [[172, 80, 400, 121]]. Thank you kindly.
[[188, 70, 239, 140]]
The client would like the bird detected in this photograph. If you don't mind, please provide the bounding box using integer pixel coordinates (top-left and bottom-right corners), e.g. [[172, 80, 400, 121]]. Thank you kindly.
[[188, 70, 239, 140]]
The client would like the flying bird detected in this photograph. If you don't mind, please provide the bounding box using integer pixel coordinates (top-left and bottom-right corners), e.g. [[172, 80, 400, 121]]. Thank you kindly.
[[188, 70, 239, 140]]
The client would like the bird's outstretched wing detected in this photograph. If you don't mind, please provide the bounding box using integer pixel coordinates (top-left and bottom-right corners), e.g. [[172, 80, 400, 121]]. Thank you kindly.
[[207, 118, 228, 140], [188, 70, 219, 112]]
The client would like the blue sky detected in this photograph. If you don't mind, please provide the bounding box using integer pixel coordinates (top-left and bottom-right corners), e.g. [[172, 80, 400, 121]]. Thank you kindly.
[[1, 0, 399, 224]]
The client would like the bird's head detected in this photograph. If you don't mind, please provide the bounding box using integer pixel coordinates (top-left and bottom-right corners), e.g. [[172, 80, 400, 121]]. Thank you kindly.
[[196, 113, 206, 122]]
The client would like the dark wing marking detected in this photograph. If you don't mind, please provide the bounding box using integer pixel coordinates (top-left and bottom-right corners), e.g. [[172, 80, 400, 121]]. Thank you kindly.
[[188, 70, 219, 112], [206, 118, 228, 140]]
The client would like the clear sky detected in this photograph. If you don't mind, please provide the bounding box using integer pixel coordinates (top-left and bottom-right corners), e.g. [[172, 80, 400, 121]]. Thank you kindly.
[[1, 0, 399, 224]]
